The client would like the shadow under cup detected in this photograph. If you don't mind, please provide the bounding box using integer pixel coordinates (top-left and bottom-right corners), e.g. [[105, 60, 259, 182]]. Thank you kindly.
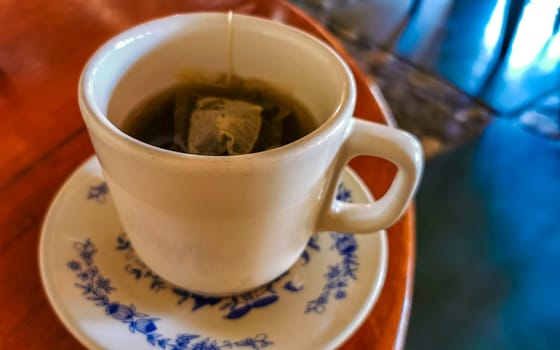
[[80, 13, 356, 295]]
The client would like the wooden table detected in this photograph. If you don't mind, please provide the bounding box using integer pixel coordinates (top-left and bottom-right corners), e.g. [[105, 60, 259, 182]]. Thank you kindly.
[[0, 1, 415, 348]]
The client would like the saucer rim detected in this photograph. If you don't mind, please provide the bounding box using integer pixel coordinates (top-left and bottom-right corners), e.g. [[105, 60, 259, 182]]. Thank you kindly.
[[39, 155, 388, 350]]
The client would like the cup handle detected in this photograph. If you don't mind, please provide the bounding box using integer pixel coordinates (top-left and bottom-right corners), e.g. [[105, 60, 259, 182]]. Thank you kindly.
[[317, 118, 424, 233]]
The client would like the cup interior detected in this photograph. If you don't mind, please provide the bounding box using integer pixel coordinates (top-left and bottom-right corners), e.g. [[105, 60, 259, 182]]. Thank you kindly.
[[83, 13, 352, 133]]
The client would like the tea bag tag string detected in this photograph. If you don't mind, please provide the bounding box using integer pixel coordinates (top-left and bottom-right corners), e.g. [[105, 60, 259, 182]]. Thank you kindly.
[[226, 10, 233, 86]]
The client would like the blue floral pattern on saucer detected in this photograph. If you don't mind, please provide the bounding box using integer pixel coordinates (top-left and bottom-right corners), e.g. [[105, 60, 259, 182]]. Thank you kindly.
[[305, 184, 359, 313], [87, 182, 108, 203], [68, 239, 273, 350], [305, 233, 359, 313]]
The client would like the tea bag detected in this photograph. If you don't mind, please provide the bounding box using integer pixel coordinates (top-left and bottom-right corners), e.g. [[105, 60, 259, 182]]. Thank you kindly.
[[255, 105, 291, 151], [187, 97, 263, 155]]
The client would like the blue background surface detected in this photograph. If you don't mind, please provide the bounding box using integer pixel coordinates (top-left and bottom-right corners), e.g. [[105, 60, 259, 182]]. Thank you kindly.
[[409, 117, 560, 349]]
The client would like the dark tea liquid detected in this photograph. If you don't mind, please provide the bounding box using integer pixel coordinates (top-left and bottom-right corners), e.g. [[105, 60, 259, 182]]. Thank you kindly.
[[121, 76, 316, 154]]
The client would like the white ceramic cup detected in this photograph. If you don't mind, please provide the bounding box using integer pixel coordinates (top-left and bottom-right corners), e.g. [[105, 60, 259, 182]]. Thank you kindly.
[[79, 13, 423, 296]]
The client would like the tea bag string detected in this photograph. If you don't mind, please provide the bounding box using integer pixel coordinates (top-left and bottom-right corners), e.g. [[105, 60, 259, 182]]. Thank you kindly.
[[227, 10, 233, 86]]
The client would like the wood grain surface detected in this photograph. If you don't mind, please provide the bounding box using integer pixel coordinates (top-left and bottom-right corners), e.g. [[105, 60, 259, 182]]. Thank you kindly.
[[0, 1, 414, 349]]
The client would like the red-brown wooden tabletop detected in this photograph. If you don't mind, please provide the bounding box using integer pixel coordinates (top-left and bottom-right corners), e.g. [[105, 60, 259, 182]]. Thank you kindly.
[[0, 0, 415, 348]]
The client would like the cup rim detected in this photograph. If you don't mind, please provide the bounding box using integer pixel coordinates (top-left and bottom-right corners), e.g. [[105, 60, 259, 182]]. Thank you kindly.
[[78, 12, 357, 162]]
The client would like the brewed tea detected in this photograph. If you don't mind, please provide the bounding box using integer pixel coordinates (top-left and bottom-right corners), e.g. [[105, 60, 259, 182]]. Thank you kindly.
[[121, 75, 316, 155]]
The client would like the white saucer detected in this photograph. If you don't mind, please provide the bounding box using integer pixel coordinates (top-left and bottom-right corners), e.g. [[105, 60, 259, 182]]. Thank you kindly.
[[39, 156, 388, 350]]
